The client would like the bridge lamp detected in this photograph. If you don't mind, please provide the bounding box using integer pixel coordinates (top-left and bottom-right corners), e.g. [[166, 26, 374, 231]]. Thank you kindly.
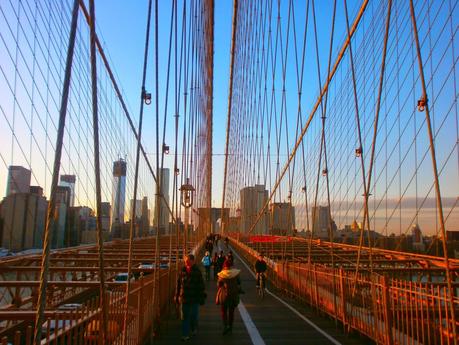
[[143, 90, 152, 105], [163, 144, 170, 155], [180, 178, 195, 208], [355, 147, 362, 157], [322, 168, 328, 176], [175, 168, 180, 176], [417, 96, 427, 112]]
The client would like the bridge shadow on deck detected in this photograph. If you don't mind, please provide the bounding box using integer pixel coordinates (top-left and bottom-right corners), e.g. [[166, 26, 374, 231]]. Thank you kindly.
[[149, 244, 371, 345]]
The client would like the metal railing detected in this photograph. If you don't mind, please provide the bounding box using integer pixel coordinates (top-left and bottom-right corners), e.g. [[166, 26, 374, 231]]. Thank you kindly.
[[231, 237, 458, 345]]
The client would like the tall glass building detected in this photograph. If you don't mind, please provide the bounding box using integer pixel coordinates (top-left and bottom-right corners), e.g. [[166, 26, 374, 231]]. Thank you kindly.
[[111, 159, 127, 229]]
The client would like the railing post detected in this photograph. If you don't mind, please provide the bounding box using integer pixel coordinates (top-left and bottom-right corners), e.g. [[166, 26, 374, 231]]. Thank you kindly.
[[382, 276, 393, 345], [137, 277, 144, 343], [313, 265, 319, 310], [339, 268, 347, 330]]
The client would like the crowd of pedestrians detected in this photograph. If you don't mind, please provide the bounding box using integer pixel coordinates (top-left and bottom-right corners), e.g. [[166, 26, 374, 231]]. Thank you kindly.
[[174, 233, 249, 341]]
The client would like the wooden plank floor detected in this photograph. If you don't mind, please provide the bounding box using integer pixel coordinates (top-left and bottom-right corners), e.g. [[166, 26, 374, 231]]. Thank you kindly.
[[149, 243, 371, 345]]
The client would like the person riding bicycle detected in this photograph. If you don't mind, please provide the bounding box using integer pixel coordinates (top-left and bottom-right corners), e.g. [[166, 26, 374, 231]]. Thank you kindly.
[[254, 253, 267, 288]]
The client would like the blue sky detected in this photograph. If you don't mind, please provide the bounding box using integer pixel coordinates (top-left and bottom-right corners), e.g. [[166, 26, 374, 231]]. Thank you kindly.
[[0, 0, 457, 235], [94, 0, 232, 206]]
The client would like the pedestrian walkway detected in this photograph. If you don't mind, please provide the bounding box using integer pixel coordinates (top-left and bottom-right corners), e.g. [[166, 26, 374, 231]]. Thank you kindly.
[[150, 242, 367, 345]]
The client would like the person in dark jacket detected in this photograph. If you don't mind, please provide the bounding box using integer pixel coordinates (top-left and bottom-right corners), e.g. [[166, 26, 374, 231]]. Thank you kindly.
[[254, 253, 267, 287], [215, 250, 226, 274], [212, 252, 219, 280], [216, 260, 241, 335], [226, 250, 234, 267], [174, 254, 206, 341]]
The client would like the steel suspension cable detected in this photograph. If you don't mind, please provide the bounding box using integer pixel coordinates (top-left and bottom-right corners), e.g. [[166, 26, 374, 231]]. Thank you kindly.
[[409, 0, 457, 341], [152, 0, 161, 330], [246, 0, 369, 235], [88, 0, 109, 343], [342, 0, 375, 279], [33, 1, 79, 343], [122, 0, 153, 343], [222, 0, 239, 234]]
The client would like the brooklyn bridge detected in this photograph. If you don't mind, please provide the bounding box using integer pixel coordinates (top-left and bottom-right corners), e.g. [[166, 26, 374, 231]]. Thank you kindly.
[[0, 0, 458, 344]]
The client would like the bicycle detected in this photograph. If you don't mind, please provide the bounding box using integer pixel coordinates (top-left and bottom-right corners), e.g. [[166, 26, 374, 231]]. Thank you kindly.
[[256, 272, 266, 299]]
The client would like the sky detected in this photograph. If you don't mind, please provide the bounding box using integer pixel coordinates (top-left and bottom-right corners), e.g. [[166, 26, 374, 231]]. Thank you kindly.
[[0, 0, 457, 235], [94, 0, 232, 207]]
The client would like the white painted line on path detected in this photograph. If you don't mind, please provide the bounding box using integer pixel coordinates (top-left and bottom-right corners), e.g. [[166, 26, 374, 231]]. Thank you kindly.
[[238, 300, 266, 345], [232, 246, 343, 345]]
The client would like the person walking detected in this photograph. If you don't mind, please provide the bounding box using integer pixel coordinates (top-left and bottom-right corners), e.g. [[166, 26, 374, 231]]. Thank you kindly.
[[226, 250, 234, 267], [174, 254, 206, 341], [201, 251, 212, 281], [216, 250, 226, 275], [212, 252, 219, 280], [216, 260, 241, 335]]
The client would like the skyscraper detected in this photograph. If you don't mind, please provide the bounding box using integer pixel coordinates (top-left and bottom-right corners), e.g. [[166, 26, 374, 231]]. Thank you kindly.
[[130, 199, 142, 220], [111, 159, 127, 231], [311, 206, 336, 239], [53, 186, 71, 248], [270, 202, 295, 234], [60, 175, 76, 207], [153, 168, 170, 232], [141, 196, 149, 236], [6, 166, 31, 196], [0, 189, 47, 251], [240, 185, 269, 234]]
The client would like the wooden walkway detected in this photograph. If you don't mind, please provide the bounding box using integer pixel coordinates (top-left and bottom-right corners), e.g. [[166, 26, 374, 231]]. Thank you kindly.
[[149, 243, 369, 345]]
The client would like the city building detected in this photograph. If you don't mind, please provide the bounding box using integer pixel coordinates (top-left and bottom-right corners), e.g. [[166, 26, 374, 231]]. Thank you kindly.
[[411, 223, 425, 251], [111, 159, 127, 232], [140, 196, 149, 236], [52, 186, 71, 249], [0, 188, 48, 251], [197, 207, 229, 233], [130, 199, 142, 220], [153, 168, 170, 232], [240, 185, 269, 234], [100, 201, 111, 232], [311, 206, 337, 239], [270, 202, 295, 235], [60, 175, 76, 207], [6, 166, 31, 196]]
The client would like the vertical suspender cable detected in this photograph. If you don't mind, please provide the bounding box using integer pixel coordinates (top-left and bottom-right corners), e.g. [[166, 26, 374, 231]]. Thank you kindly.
[[153, 0, 162, 330], [221, 0, 239, 235], [348, 0, 392, 335], [88, 0, 108, 343], [409, 1, 457, 342], [122, 0, 153, 343], [79, 1, 177, 225], [207, 0, 214, 230], [33, 1, 79, 343], [246, 0, 369, 235]]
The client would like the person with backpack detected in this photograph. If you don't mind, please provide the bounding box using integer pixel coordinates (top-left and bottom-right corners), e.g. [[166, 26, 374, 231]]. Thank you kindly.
[[215, 260, 241, 335], [201, 251, 212, 281]]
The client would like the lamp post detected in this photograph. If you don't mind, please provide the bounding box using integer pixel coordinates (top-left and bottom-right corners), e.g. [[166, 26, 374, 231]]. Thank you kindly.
[[180, 178, 195, 253]]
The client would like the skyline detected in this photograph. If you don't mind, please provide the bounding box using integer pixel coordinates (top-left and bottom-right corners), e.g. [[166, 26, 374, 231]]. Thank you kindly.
[[0, 0, 457, 237]]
